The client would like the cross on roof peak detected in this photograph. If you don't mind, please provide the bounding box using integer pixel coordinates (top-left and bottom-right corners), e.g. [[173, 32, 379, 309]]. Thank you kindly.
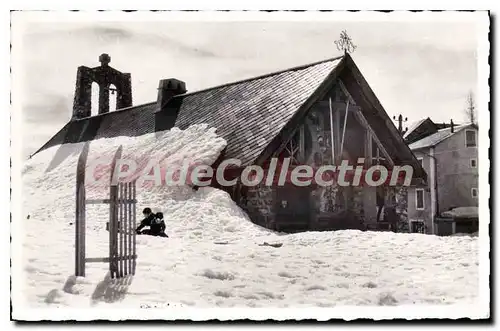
[[334, 30, 357, 54], [99, 53, 111, 66]]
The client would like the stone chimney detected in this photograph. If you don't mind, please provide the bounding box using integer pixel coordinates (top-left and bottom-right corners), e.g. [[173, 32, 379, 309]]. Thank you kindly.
[[156, 78, 187, 113], [155, 78, 187, 132], [450, 119, 455, 133]]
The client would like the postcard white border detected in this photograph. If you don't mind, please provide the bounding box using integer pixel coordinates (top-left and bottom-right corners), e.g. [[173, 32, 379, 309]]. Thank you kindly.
[[7, 9, 491, 322]]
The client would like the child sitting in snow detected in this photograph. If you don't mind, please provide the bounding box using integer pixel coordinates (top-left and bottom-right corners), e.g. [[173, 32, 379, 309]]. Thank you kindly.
[[136, 208, 168, 238], [153, 212, 168, 238]]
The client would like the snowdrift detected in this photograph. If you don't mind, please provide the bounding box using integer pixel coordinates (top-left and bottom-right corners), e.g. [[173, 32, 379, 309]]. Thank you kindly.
[[19, 125, 479, 309]]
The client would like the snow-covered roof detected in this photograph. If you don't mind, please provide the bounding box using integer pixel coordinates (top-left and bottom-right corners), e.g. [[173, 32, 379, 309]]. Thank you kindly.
[[408, 124, 473, 150], [37, 56, 343, 166], [403, 118, 428, 139], [441, 206, 478, 218], [36, 54, 427, 181]]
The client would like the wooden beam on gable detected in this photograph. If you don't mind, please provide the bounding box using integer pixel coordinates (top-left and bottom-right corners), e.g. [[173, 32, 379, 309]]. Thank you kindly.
[[254, 57, 347, 167], [354, 110, 394, 167], [318, 100, 361, 112], [337, 79, 395, 167], [335, 103, 340, 162], [299, 125, 305, 163], [337, 80, 356, 106], [365, 129, 373, 166]]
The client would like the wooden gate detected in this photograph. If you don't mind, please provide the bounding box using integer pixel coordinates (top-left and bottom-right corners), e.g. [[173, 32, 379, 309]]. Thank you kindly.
[[75, 143, 137, 278]]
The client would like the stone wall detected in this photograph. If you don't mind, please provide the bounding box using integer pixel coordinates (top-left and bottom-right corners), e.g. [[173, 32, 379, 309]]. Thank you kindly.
[[238, 183, 275, 229], [391, 186, 410, 233]]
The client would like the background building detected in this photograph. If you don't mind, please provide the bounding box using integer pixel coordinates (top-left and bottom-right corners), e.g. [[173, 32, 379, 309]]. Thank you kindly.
[[405, 118, 478, 235]]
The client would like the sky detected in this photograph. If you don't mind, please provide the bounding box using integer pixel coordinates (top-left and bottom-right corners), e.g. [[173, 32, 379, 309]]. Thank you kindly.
[[13, 13, 483, 159]]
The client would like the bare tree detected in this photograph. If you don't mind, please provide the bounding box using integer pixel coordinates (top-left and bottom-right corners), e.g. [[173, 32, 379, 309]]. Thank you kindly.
[[465, 91, 477, 124]]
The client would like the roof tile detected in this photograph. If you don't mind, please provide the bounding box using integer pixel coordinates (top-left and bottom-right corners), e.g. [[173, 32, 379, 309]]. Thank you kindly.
[[172, 59, 342, 165]]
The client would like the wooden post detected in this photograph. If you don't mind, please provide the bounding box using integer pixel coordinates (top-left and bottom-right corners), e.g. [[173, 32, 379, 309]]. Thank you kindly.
[[132, 182, 137, 275], [75, 142, 89, 277], [340, 100, 350, 158], [128, 182, 133, 273], [299, 126, 305, 164], [123, 184, 127, 275], [119, 183, 124, 277], [109, 182, 118, 278], [335, 102, 341, 163], [75, 185, 85, 277], [328, 98, 335, 165], [109, 146, 122, 278], [362, 128, 376, 228], [365, 130, 372, 166], [125, 182, 129, 274], [124, 183, 128, 274]]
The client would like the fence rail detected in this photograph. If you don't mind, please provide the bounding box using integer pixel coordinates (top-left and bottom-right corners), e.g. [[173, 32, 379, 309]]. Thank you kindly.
[[75, 143, 137, 279]]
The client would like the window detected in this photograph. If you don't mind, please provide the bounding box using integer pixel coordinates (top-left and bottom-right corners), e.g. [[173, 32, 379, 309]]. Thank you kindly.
[[470, 158, 477, 168], [410, 220, 425, 234], [471, 188, 478, 198], [416, 188, 425, 210], [465, 130, 477, 147]]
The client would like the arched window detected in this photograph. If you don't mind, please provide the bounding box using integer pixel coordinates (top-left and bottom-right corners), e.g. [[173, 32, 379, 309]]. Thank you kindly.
[[91, 82, 99, 116], [109, 83, 117, 111]]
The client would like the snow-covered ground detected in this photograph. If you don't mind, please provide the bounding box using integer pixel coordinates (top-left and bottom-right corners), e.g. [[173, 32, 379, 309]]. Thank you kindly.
[[18, 125, 479, 310]]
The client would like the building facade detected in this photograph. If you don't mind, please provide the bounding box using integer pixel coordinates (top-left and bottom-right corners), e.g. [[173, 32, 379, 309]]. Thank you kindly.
[[406, 119, 478, 235]]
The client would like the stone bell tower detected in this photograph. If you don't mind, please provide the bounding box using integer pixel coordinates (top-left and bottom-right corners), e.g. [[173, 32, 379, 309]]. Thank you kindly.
[[72, 53, 132, 120]]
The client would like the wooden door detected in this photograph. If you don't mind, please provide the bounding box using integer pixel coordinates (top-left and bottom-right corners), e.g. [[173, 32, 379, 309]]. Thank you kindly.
[[275, 186, 311, 232]]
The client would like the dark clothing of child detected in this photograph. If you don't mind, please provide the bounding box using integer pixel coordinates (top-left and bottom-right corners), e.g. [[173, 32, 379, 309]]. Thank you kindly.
[[136, 213, 156, 233], [153, 213, 167, 237], [136, 212, 168, 238]]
